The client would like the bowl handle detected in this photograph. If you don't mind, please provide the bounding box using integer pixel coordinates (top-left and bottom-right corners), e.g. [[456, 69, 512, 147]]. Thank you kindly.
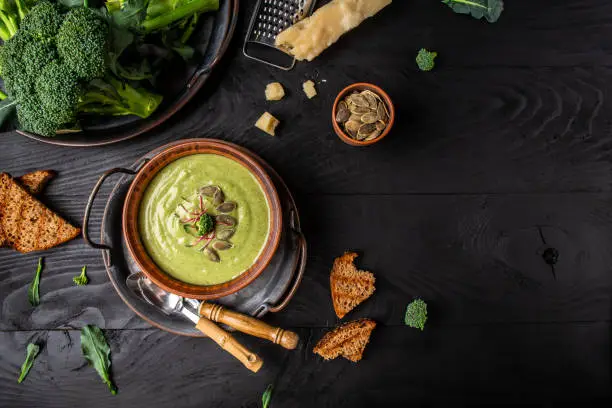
[[82, 164, 145, 250], [267, 229, 307, 313]]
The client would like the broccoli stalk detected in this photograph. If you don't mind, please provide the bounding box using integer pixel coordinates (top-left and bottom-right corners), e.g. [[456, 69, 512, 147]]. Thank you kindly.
[[73, 266, 89, 286], [78, 76, 162, 119], [0, 0, 30, 41]]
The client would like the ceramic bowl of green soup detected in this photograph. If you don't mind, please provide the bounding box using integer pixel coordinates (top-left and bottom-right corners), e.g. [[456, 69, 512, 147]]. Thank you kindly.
[[123, 139, 283, 300]]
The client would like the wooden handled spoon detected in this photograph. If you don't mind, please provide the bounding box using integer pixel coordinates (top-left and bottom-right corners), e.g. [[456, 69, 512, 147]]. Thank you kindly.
[[199, 303, 300, 350], [127, 272, 263, 372]]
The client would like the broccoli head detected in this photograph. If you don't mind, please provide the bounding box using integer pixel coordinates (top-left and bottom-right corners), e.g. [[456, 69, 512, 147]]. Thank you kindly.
[[57, 7, 108, 81], [404, 298, 428, 330], [35, 61, 80, 124], [416, 48, 437, 72], [196, 213, 214, 236], [19, 1, 62, 42]]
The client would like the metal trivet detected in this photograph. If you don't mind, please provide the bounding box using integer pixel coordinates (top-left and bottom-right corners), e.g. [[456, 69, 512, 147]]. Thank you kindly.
[[243, 0, 316, 70]]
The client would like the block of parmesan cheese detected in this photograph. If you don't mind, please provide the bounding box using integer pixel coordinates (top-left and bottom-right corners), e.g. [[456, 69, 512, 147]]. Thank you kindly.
[[255, 112, 280, 136], [275, 0, 392, 62]]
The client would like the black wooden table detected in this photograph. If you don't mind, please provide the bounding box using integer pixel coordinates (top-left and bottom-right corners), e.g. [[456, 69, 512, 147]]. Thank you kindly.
[[1, 1, 611, 406]]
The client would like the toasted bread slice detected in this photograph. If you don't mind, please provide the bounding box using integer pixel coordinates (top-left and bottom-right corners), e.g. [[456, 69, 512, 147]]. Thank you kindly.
[[17, 170, 56, 195], [0, 173, 80, 253], [330, 252, 376, 319], [0, 170, 56, 247], [313, 319, 376, 362]]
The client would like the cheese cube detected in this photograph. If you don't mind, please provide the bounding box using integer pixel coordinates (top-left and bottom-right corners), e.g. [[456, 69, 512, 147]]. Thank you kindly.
[[303, 80, 317, 99], [265, 82, 286, 101], [255, 112, 280, 136]]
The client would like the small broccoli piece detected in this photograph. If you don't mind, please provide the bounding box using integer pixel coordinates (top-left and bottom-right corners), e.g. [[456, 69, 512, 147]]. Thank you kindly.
[[17, 94, 58, 136], [56, 7, 108, 81], [19, 1, 62, 42], [416, 48, 437, 72], [196, 213, 214, 236], [35, 61, 80, 124], [73, 266, 89, 286], [78, 76, 162, 119], [404, 298, 428, 330]]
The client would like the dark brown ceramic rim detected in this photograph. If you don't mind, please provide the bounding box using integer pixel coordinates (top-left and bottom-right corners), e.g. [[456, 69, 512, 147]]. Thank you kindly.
[[332, 82, 395, 147], [122, 139, 283, 300], [16, 0, 239, 147]]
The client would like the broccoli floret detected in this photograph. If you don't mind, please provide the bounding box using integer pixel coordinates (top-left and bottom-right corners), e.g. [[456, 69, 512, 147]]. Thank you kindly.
[[35, 61, 80, 124], [17, 93, 57, 136], [416, 48, 437, 72], [56, 7, 108, 81], [1, 32, 32, 98], [196, 213, 214, 236], [404, 298, 428, 330], [22, 39, 56, 79], [19, 1, 61, 42], [73, 265, 89, 286], [78, 76, 162, 119]]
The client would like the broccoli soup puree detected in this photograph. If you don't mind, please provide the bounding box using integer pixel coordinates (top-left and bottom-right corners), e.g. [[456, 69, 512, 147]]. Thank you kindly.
[[138, 154, 271, 286]]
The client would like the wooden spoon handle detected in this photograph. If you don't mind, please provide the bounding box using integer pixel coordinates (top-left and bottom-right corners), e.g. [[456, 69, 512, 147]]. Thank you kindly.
[[195, 317, 263, 373], [199, 303, 300, 350]]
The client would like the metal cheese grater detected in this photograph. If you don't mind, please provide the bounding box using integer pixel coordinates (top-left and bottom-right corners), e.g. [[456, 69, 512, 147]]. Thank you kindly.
[[243, 0, 316, 70]]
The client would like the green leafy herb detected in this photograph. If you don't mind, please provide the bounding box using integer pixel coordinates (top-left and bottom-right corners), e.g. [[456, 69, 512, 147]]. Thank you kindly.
[[442, 0, 504, 23], [404, 298, 428, 330], [80, 325, 117, 395], [28, 258, 44, 307], [196, 213, 215, 236], [17, 343, 41, 384], [73, 266, 89, 286], [262, 384, 273, 408], [416, 49, 437, 72]]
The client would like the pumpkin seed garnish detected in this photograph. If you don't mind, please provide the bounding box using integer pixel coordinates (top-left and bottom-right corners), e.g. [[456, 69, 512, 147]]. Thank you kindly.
[[216, 214, 237, 227], [204, 248, 220, 262], [338, 89, 389, 142], [216, 229, 235, 240], [212, 240, 233, 251], [213, 189, 225, 206], [200, 185, 218, 197], [217, 201, 237, 213]]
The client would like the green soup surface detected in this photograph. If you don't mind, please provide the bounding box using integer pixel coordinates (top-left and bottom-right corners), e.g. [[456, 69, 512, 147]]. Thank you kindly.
[[138, 154, 271, 285]]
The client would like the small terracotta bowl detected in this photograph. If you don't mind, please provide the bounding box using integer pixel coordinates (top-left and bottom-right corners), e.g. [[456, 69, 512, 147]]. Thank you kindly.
[[332, 83, 395, 146], [122, 139, 283, 300]]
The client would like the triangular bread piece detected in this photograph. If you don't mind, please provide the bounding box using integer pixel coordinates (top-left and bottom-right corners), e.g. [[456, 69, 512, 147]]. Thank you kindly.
[[18, 170, 56, 195], [0, 170, 56, 247], [330, 252, 375, 318], [313, 319, 376, 362], [0, 173, 80, 253]]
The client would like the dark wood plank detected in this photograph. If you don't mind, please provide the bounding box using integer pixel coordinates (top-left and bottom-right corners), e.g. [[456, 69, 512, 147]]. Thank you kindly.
[[3, 65, 612, 195], [1, 324, 609, 407], [3, 194, 612, 330]]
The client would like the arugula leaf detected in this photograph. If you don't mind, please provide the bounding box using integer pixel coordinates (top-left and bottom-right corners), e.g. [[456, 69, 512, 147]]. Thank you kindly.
[[442, 0, 504, 23], [0, 97, 17, 130], [80, 325, 117, 395], [28, 258, 44, 307], [262, 384, 273, 408], [73, 266, 89, 286], [17, 343, 41, 384]]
